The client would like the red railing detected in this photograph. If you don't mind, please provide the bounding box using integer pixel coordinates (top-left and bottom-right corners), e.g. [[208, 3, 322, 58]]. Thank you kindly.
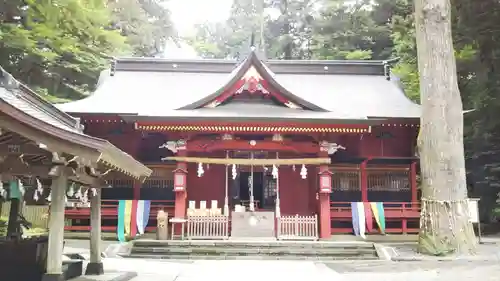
[[330, 201, 420, 234], [64, 199, 175, 232]]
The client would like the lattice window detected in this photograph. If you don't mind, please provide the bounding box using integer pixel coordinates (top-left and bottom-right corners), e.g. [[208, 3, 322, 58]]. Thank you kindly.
[[142, 166, 174, 188], [331, 171, 360, 191], [105, 178, 134, 188], [367, 170, 409, 191]]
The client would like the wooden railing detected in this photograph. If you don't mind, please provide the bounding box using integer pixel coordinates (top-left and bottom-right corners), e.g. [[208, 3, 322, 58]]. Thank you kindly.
[[64, 199, 175, 232], [330, 201, 420, 234], [277, 215, 318, 241], [186, 215, 229, 240]]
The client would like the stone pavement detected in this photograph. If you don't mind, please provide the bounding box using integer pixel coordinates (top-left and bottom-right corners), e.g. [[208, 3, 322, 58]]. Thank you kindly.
[[98, 258, 500, 281], [68, 238, 500, 281]]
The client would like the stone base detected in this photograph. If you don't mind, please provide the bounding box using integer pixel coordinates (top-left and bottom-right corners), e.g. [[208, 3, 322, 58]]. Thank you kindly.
[[41, 273, 65, 281], [85, 262, 104, 275]]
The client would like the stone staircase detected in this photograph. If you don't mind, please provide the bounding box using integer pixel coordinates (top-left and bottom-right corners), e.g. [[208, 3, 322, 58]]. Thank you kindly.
[[124, 240, 380, 261], [230, 211, 275, 238]]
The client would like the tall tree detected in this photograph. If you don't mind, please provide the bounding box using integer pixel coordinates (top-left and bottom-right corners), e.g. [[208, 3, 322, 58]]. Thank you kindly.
[[414, 0, 476, 254], [108, 0, 176, 57], [0, 0, 129, 101]]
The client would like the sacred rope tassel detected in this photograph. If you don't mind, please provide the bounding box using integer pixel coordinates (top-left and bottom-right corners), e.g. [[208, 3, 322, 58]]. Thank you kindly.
[[36, 177, 43, 193], [197, 162, 204, 177], [75, 186, 82, 199], [67, 183, 75, 197], [0, 182, 5, 198], [292, 165, 296, 171], [81, 189, 89, 204], [272, 164, 278, 179], [300, 164, 308, 179], [232, 164, 237, 180], [33, 189, 39, 201], [46, 189, 52, 202], [18, 179, 25, 196], [91, 188, 97, 197]]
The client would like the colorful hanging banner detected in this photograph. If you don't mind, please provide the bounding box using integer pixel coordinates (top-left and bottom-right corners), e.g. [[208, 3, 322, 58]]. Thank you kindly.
[[117, 200, 126, 242], [351, 202, 360, 236], [124, 200, 133, 237], [136, 200, 151, 235], [356, 202, 366, 239]]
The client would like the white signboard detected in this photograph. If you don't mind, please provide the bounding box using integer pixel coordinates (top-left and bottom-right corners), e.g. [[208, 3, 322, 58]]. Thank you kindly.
[[468, 198, 480, 223]]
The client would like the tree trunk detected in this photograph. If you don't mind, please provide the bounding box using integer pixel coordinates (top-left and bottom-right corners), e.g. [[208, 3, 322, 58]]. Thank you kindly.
[[414, 0, 477, 255]]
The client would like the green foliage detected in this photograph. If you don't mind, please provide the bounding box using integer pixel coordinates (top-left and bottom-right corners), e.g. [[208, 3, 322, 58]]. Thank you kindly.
[[0, 0, 174, 101]]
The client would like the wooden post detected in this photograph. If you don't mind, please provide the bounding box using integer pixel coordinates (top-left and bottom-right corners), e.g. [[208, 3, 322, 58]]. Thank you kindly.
[[410, 161, 418, 203], [43, 168, 67, 281], [360, 160, 368, 202], [224, 151, 229, 216], [173, 159, 187, 235], [130, 181, 140, 237], [85, 188, 103, 275], [318, 165, 331, 239]]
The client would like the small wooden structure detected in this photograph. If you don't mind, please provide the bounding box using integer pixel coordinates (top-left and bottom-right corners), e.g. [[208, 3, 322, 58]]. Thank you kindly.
[[0, 66, 151, 280], [58, 49, 421, 239]]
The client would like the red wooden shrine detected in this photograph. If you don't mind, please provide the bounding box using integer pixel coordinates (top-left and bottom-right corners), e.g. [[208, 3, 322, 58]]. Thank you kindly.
[[59, 50, 421, 238]]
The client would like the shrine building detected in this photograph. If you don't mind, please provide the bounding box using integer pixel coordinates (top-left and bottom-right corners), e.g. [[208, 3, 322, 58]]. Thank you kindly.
[[58, 50, 421, 239]]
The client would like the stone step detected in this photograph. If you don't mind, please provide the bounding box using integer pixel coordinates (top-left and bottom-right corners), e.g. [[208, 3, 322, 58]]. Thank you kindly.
[[133, 240, 376, 250], [125, 254, 379, 261], [127, 239, 378, 260], [130, 246, 376, 256]]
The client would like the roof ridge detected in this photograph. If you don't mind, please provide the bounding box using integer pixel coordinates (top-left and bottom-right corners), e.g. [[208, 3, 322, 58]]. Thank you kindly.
[[0, 66, 83, 132]]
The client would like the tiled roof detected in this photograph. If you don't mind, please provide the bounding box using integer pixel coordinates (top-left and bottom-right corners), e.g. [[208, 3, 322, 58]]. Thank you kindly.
[[57, 51, 421, 119]]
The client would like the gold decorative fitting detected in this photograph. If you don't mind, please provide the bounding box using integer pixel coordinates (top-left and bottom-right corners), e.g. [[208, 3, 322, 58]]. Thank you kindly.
[[137, 125, 368, 133]]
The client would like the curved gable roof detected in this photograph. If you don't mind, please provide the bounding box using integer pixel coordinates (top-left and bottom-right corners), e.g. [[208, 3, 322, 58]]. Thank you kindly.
[[56, 51, 421, 119]]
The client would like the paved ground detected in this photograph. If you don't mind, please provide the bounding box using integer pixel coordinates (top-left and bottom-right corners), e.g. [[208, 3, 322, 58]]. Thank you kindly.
[[67, 238, 500, 281]]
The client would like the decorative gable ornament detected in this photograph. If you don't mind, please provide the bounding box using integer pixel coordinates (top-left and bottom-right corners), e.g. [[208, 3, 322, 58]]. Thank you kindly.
[[159, 139, 187, 153], [320, 141, 346, 155]]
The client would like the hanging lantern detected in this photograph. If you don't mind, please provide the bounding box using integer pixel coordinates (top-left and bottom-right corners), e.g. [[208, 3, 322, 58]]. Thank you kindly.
[[67, 183, 75, 197], [173, 167, 187, 192], [318, 167, 333, 193], [272, 165, 278, 179], [232, 164, 237, 180], [197, 162, 204, 177], [300, 164, 307, 179]]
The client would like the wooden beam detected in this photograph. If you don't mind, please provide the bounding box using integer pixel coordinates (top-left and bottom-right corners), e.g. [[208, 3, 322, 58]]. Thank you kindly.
[[162, 156, 331, 165], [186, 139, 319, 153]]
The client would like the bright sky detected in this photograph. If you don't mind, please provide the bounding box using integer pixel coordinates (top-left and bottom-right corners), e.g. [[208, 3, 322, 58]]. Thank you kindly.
[[167, 0, 233, 36]]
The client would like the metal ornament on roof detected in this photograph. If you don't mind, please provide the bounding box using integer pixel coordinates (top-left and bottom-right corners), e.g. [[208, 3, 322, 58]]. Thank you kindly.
[[300, 164, 308, 179]]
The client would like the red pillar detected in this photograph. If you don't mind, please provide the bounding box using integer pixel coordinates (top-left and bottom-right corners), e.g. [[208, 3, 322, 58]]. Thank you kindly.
[[410, 161, 418, 203], [129, 133, 142, 237], [360, 160, 368, 202], [174, 162, 187, 219], [318, 165, 332, 239], [130, 181, 141, 237]]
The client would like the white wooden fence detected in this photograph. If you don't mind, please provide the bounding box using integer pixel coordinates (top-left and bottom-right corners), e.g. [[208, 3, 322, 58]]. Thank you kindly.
[[186, 215, 229, 240], [277, 214, 318, 241]]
